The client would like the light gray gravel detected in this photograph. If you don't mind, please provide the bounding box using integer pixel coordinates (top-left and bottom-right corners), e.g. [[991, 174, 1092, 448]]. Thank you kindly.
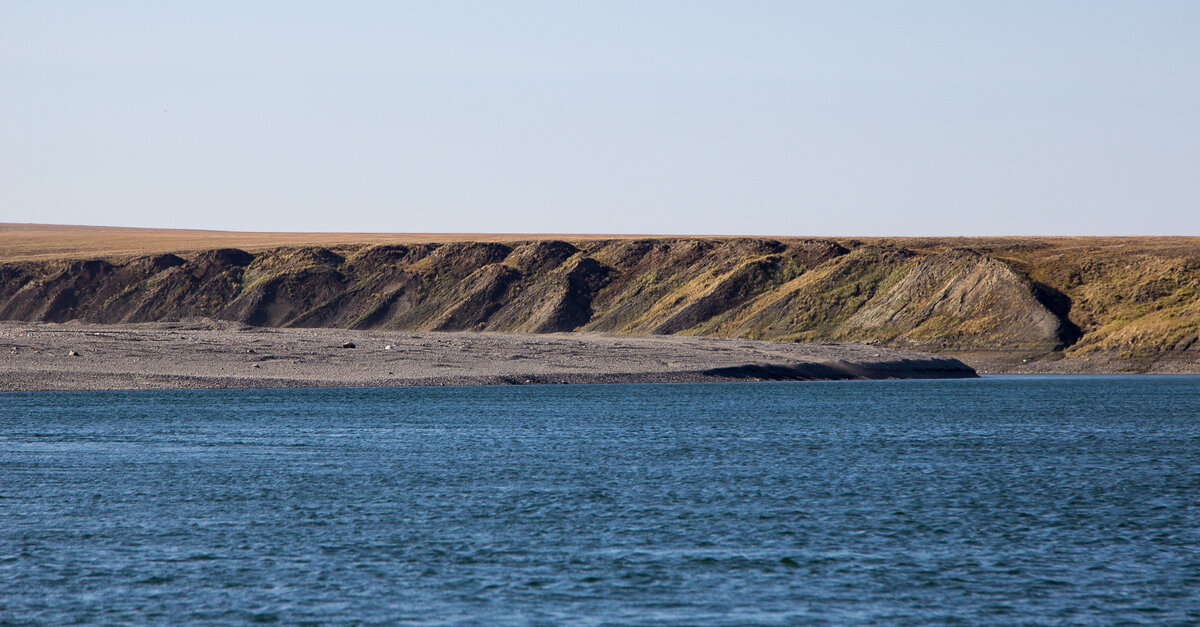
[[0, 319, 976, 391]]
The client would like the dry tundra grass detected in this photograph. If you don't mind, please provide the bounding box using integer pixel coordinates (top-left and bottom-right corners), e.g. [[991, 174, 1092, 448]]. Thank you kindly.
[[0, 223, 676, 262], [4, 222, 1197, 262]]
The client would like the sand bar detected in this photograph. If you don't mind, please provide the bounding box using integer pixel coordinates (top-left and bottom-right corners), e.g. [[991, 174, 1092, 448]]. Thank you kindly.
[[0, 320, 975, 391]]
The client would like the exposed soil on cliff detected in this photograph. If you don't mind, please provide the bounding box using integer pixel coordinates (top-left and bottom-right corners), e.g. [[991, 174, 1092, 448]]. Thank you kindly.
[[1, 226, 1197, 373]]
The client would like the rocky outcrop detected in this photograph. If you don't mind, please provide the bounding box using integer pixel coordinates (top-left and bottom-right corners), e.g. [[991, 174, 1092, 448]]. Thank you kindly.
[[2, 237, 1198, 367]]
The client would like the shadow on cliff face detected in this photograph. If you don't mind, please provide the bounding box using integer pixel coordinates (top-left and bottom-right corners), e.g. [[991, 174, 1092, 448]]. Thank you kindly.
[[703, 358, 977, 381], [528, 256, 614, 332], [1031, 281, 1083, 349]]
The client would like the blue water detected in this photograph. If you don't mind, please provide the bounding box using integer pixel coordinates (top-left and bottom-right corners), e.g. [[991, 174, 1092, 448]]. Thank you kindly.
[[1, 376, 1198, 625]]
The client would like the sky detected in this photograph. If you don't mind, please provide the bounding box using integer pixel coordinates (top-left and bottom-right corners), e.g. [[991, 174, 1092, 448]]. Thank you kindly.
[[2, 1, 1198, 236]]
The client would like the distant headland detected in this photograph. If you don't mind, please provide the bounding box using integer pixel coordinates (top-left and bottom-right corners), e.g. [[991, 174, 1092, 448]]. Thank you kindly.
[[1, 224, 1197, 380]]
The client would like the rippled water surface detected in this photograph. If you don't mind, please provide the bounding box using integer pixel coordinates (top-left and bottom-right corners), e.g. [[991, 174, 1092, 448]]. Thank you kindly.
[[2, 376, 1199, 624]]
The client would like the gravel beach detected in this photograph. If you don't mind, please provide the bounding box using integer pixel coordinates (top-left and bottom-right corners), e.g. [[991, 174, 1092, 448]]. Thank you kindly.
[[0, 320, 975, 391]]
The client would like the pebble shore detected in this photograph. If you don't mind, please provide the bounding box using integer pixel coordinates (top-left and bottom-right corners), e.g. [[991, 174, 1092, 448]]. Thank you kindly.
[[0, 320, 975, 391]]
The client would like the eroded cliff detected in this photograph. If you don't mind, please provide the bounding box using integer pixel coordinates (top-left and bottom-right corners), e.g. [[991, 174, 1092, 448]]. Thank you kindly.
[[2, 237, 1197, 371]]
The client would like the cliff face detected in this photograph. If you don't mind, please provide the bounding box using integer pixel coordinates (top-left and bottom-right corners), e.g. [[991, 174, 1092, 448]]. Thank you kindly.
[[1, 237, 1197, 368]]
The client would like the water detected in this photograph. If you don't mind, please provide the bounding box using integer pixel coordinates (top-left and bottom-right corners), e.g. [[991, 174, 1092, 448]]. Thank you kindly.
[[2, 376, 1198, 625]]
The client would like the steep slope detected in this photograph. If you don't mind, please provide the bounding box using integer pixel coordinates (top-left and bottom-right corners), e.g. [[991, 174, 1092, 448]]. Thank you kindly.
[[1, 237, 1197, 371], [885, 238, 1200, 366], [727, 245, 916, 341], [839, 249, 1072, 350]]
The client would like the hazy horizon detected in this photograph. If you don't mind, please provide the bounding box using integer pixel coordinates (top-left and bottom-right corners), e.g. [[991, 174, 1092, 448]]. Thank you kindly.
[[3, 2, 1198, 236]]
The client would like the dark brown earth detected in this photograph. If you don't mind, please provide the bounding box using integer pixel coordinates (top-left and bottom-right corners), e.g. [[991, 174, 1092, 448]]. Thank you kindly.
[[1, 226, 1197, 374]]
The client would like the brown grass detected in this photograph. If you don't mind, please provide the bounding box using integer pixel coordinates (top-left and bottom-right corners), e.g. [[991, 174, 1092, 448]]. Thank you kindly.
[[6, 223, 1197, 263], [0, 223, 679, 262]]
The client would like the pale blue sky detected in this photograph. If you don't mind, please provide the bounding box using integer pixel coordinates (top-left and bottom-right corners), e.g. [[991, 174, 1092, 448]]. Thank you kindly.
[[2, 1, 1197, 235]]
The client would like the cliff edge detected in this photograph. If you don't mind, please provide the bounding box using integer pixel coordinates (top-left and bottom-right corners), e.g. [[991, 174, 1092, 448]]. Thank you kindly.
[[1, 234, 1196, 373]]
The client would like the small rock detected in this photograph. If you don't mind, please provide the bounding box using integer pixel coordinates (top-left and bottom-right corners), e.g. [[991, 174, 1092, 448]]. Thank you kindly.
[[252, 364, 261, 368], [342, 342, 356, 349], [384, 345, 393, 351], [246, 349, 256, 354], [68, 350, 80, 357]]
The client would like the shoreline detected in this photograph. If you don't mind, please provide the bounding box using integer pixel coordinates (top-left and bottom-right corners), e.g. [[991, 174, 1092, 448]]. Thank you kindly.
[[0, 320, 975, 392]]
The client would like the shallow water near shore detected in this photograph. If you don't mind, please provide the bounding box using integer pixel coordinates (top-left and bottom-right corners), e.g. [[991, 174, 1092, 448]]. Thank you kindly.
[[2, 376, 1199, 624]]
